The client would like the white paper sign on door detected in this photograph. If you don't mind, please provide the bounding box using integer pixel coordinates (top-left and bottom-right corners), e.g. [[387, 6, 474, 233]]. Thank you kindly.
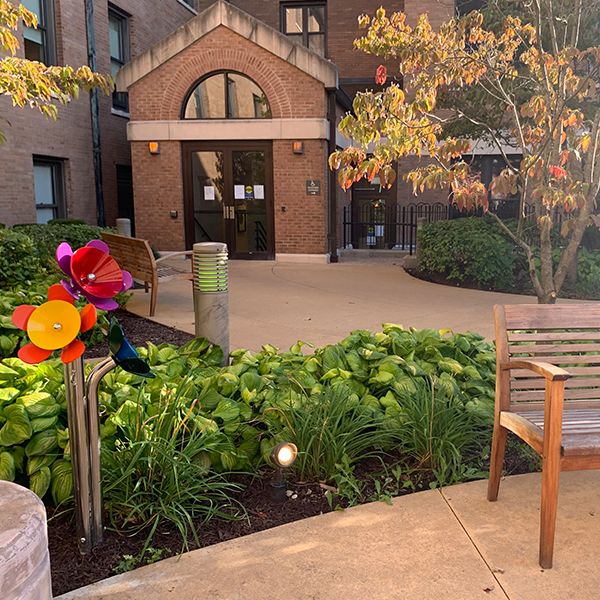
[[204, 186, 215, 201], [234, 185, 245, 200], [254, 185, 265, 200]]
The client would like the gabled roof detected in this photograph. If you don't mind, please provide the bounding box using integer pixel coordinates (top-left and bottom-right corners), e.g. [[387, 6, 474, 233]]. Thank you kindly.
[[116, 0, 338, 91]]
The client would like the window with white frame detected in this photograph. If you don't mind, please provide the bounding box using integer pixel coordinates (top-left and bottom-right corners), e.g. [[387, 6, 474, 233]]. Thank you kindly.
[[23, 0, 56, 64], [33, 157, 65, 223]]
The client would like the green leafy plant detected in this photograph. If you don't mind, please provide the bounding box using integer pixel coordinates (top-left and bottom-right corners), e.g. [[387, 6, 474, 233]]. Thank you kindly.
[[113, 547, 171, 574], [417, 217, 518, 290], [12, 223, 107, 269], [0, 228, 44, 288], [272, 385, 399, 483], [393, 379, 489, 486], [102, 378, 244, 553]]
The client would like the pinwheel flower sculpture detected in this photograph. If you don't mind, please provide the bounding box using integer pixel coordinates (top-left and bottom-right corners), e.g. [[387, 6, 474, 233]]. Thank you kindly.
[[57, 239, 133, 311], [11, 239, 151, 375], [12, 284, 97, 364]]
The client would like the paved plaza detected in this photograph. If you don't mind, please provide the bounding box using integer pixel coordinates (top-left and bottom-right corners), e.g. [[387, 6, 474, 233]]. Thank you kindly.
[[126, 257, 558, 351]]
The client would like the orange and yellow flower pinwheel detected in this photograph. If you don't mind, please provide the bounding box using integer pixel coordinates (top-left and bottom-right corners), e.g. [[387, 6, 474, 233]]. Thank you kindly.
[[12, 284, 97, 364]]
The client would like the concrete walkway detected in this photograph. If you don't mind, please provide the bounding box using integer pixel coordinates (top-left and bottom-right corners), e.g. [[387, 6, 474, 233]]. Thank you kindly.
[[57, 471, 600, 600], [126, 258, 557, 351]]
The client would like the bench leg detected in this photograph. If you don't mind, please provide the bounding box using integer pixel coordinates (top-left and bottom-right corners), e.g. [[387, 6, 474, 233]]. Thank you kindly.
[[539, 449, 561, 569], [487, 417, 507, 502], [149, 281, 158, 317], [144, 281, 149, 293]]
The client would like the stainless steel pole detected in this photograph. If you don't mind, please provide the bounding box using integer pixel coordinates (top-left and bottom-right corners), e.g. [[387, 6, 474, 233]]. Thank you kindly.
[[85, 357, 116, 546], [63, 357, 92, 554]]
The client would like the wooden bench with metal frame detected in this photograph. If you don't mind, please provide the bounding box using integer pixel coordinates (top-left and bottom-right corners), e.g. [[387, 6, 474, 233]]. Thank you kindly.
[[489, 303, 600, 569], [101, 232, 192, 317]]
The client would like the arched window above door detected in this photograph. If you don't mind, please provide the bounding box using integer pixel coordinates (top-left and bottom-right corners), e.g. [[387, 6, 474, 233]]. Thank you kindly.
[[183, 72, 272, 119]]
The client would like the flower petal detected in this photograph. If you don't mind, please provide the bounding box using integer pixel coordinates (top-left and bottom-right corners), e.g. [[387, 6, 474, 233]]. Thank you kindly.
[[82, 293, 119, 311], [79, 304, 97, 333], [56, 242, 73, 275], [61, 279, 81, 300], [121, 270, 133, 292], [86, 239, 110, 254], [12, 305, 36, 330], [61, 339, 86, 364], [48, 283, 75, 304], [18, 343, 53, 364]]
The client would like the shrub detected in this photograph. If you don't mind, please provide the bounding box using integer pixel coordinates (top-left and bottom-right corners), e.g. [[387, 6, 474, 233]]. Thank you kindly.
[[13, 222, 105, 268], [0, 228, 44, 288], [417, 217, 517, 290], [573, 249, 600, 300]]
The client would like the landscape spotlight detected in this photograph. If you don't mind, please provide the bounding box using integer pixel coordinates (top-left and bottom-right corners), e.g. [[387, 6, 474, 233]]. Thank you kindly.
[[270, 442, 297, 502]]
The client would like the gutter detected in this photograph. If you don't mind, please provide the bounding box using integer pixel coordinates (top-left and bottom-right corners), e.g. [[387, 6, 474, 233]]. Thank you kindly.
[[327, 89, 339, 263], [85, 0, 105, 226]]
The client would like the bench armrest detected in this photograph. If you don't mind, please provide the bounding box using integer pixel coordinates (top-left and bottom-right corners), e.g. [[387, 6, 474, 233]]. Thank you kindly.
[[502, 360, 571, 381], [155, 251, 194, 263]]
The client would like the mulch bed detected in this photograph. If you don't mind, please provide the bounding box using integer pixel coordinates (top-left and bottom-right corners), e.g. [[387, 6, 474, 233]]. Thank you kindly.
[[85, 309, 194, 358], [48, 309, 537, 597]]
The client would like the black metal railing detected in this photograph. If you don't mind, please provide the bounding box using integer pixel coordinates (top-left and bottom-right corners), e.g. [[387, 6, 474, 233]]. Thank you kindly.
[[342, 202, 449, 254], [254, 220, 268, 252]]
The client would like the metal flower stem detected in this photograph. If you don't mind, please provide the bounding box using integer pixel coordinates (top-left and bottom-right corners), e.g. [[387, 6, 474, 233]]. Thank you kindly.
[[64, 355, 117, 554]]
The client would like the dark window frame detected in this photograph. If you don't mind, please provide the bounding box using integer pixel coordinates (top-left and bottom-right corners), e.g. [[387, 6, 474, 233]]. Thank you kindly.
[[280, 1, 327, 57], [181, 70, 272, 120], [33, 156, 65, 223], [108, 4, 130, 112], [23, 0, 56, 64]]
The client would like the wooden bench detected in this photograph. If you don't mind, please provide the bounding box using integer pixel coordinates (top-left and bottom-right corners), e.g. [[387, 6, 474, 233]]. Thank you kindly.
[[101, 232, 192, 317], [489, 304, 600, 568]]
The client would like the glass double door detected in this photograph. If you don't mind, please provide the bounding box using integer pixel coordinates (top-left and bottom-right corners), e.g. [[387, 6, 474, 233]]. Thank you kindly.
[[183, 141, 274, 259]]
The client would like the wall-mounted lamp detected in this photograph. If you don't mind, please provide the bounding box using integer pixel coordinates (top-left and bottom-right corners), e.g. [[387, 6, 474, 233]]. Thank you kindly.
[[148, 141, 160, 155], [270, 442, 298, 502], [292, 141, 304, 155]]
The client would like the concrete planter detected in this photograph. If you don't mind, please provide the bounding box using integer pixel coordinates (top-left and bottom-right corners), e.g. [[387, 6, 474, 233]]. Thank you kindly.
[[0, 481, 52, 600]]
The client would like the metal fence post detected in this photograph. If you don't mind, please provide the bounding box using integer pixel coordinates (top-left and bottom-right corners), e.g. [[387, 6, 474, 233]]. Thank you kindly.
[[193, 242, 230, 364], [415, 216, 427, 263]]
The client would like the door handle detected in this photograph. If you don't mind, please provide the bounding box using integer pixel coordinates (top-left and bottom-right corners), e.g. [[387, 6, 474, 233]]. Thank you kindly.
[[223, 205, 235, 219]]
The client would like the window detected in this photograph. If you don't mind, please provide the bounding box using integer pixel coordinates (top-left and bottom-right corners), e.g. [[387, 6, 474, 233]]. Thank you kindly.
[[23, 0, 55, 63], [281, 3, 326, 57], [456, 0, 485, 16], [109, 6, 130, 112], [33, 158, 64, 223], [183, 72, 271, 119]]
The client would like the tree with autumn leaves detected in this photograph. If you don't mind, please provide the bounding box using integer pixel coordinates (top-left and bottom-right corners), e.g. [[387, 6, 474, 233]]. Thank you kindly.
[[330, 0, 600, 303], [0, 0, 111, 143]]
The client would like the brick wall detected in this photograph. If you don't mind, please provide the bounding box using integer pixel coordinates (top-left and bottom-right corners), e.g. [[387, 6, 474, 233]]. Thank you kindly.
[[273, 139, 328, 255], [130, 141, 185, 249], [0, 0, 194, 227]]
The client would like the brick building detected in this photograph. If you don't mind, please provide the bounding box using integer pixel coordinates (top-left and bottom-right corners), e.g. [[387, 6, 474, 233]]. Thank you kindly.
[[116, 0, 454, 260], [1, 0, 456, 260], [0, 0, 197, 228]]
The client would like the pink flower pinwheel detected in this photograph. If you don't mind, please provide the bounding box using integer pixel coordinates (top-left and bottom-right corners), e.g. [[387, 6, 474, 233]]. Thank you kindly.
[[57, 240, 132, 311]]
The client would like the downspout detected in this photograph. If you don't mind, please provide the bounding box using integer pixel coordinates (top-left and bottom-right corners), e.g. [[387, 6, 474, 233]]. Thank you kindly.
[[327, 89, 339, 263], [85, 0, 105, 226]]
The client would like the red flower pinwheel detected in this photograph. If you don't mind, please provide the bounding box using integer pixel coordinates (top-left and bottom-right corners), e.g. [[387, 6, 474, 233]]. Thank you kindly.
[[12, 284, 97, 364], [57, 240, 132, 310]]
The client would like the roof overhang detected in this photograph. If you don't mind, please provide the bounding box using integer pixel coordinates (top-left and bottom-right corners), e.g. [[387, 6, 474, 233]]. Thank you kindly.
[[116, 0, 338, 92]]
